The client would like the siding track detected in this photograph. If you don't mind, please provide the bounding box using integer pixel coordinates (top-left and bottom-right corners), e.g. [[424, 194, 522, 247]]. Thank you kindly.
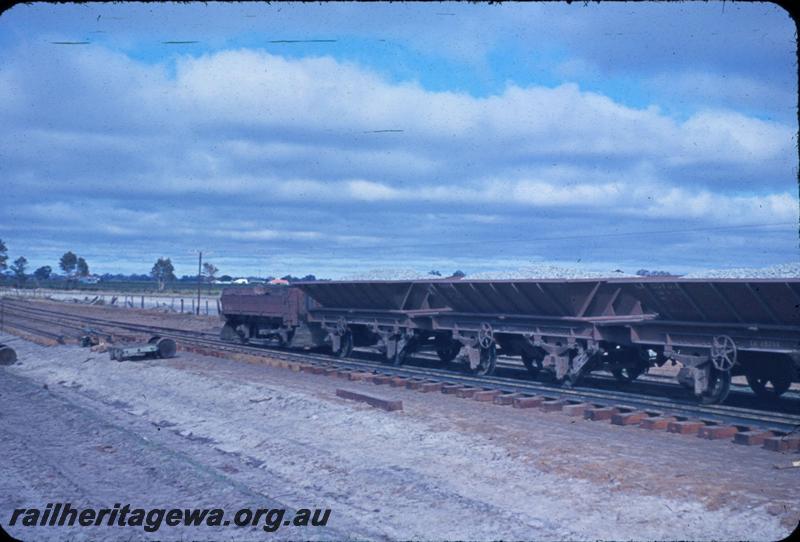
[[2, 297, 799, 441]]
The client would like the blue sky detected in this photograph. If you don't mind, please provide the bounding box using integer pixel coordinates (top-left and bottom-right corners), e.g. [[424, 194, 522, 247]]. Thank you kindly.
[[0, 2, 797, 278]]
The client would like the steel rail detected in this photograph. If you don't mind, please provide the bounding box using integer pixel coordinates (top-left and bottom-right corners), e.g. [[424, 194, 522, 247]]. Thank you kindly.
[[6, 298, 797, 404], [4, 299, 800, 414], [0, 317, 66, 343]]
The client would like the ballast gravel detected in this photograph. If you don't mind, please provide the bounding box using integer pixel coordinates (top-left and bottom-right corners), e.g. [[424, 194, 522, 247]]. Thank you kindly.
[[1, 332, 797, 541]]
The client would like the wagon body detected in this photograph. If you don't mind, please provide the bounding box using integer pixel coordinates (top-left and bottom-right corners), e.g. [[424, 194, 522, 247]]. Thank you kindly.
[[296, 278, 800, 401], [221, 277, 799, 402], [296, 278, 800, 354], [220, 285, 310, 327]]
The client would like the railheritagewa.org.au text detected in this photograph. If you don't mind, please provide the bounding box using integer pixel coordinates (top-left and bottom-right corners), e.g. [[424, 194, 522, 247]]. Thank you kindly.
[[8, 503, 331, 533]]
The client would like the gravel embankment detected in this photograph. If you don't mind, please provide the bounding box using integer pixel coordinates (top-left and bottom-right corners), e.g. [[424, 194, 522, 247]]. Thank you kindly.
[[683, 262, 800, 279], [1, 332, 796, 541], [339, 261, 800, 280]]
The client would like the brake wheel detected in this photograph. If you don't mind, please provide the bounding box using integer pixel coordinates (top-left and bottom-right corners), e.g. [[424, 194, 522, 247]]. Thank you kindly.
[[470, 344, 497, 376]]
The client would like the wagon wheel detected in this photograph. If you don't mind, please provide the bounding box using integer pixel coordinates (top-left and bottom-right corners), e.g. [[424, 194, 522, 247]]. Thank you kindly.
[[477, 323, 494, 349], [156, 338, 177, 359], [273, 328, 291, 348], [392, 337, 414, 367], [220, 323, 238, 342], [434, 335, 461, 364], [611, 367, 644, 383], [470, 344, 497, 376], [0, 345, 16, 366], [335, 332, 353, 358], [746, 374, 790, 400], [335, 317, 348, 336], [521, 351, 543, 378], [561, 370, 584, 388], [699, 367, 731, 405], [436, 343, 461, 364], [234, 323, 251, 345], [746, 359, 795, 400], [710, 335, 736, 372], [610, 348, 648, 383]]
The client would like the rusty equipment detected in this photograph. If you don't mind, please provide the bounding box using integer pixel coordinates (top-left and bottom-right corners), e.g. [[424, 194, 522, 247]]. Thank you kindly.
[[80, 327, 115, 349], [108, 336, 177, 361]]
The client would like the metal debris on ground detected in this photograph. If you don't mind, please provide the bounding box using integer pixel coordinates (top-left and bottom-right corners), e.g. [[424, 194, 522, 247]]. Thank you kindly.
[[80, 328, 113, 348], [108, 336, 177, 361], [0, 343, 17, 365], [773, 460, 800, 470], [80, 335, 100, 347]]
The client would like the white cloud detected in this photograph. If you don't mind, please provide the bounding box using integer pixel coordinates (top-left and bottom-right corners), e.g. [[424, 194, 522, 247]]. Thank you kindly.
[[154, 174, 794, 227], [644, 71, 797, 120], [346, 180, 401, 201], [677, 110, 795, 164], [6, 47, 792, 167], [633, 188, 798, 224], [1, 45, 796, 274]]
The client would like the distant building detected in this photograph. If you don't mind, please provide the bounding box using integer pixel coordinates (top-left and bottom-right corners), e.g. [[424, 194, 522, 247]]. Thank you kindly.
[[232, 278, 249, 284], [268, 278, 290, 285], [78, 275, 101, 284]]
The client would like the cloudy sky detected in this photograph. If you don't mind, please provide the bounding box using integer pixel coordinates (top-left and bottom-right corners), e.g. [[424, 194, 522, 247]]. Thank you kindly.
[[0, 2, 797, 278]]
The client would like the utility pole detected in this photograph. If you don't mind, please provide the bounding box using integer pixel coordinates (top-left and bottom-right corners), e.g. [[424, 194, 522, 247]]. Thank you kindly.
[[196, 251, 202, 315]]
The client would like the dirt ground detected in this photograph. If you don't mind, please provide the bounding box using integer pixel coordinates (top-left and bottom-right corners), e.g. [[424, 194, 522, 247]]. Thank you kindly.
[[1, 330, 798, 541]]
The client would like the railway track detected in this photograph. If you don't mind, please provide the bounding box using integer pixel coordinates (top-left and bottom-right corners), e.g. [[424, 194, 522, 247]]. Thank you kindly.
[[3, 297, 796, 402], [2, 297, 800, 438], [0, 310, 67, 344]]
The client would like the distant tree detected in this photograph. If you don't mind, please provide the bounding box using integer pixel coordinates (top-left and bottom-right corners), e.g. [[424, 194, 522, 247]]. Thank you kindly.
[[60, 251, 78, 276], [76, 257, 89, 277], [219, 274, 233, 282], [281, 274, 300, 282], [11, 256, 27, 283], [300, 274, 317, 281], [428, 270, 442, 276], [451, 270, 466, 279], [150, 258, 176, 291], [34, 266, 52, 280], [0, 238, 7, 271], [202, 262, 219, 282]]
